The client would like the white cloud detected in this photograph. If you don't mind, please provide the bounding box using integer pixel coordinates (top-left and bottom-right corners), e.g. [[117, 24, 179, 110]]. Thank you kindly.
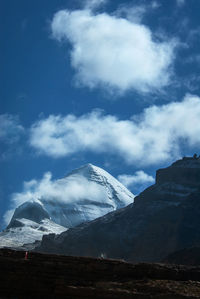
[[118, 170, 154, 194], [30, 94, 200, 166], [118, 171, 154, 189], [4, 172, 107, 225], [51, 8, 176, 94]]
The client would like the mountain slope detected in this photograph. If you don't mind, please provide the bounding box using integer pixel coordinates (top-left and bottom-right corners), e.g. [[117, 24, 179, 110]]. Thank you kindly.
[[0, 164, 134, 248], [0, 218, 67, 249], [37, 156, 200, 262]]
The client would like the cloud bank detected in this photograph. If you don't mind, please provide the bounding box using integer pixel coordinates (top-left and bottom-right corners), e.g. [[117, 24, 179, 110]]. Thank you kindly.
[[30, 94, 200, 166], [51, 8, 176, 93]]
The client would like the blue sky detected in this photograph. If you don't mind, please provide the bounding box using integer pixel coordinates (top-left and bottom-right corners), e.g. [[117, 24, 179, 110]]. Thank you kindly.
[[1, 0, 200, 228]]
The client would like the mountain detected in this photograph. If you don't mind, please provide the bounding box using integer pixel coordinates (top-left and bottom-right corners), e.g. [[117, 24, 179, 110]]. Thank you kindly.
[[0, 164, 134, 248], [163, 247, 200, 266], [37, 156, 200, 262]]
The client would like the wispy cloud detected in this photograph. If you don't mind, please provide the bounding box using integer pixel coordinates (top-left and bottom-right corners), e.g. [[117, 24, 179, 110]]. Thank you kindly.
[[51, 8, 176, 94], [151, 1, 161, 9], [118, 171, 154, 194], [84, 0, 108, 10], [118, 171, 154, 188], [182, 74, 200, 93], [187, 27, 200, 44], [0, 114, 24, 160], [0, 114, 24, 142], [115, 1, 160, 24], [30, 94, 200, 166], [176, 0, 185, 7], [115, 4, 147, 23]]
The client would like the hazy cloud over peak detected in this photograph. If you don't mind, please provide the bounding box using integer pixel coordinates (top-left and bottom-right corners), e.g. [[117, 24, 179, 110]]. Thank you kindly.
[[3, 172, 107, 225]]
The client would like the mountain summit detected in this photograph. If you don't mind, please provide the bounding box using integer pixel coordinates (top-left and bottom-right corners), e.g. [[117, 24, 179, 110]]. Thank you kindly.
[[0, 164, 134, 248], [37, 156, 200, 262]]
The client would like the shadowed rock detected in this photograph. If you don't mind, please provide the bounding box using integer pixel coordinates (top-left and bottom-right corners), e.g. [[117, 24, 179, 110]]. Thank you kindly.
[[1, 249, 200, 298]]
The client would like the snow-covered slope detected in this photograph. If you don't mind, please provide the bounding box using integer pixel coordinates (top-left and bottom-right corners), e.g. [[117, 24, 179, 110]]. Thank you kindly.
[[0, 218, 66, 249], [0, 164, 134, 248]]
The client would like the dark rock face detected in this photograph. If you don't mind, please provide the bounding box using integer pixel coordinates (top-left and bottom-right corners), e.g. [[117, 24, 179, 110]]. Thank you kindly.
[[156, 157, 200, 188], [37, 157, 200, 263], [163, 247, 200, 266], [1, 249, 200, 298]]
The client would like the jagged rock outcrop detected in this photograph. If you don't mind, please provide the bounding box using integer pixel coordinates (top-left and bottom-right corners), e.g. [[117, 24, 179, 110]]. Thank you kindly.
[[37, 156, 200, 263]]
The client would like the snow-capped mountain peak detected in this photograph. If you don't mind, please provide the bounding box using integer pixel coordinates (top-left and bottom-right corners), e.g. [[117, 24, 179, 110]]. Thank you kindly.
[[0, 164, 134, 249], [63, 163, 134, 209], [43, 163, 134, 227]]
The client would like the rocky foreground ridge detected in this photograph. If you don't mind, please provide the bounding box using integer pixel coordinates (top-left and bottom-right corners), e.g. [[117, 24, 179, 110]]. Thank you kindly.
[[37, 156, 200, 263], [1, 248, 200, 298]]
